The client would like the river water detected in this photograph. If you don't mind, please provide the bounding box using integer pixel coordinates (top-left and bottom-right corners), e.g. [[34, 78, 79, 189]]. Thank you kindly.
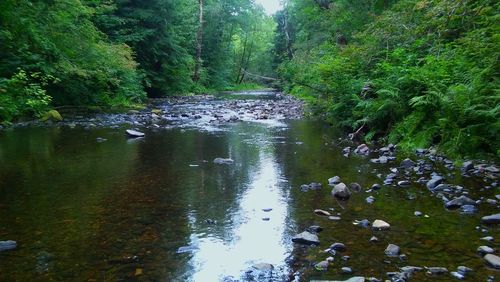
[[0, 91, 498, 281]]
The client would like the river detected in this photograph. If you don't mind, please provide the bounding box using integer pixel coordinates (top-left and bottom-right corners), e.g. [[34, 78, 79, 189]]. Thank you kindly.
[[0, 91, 498, 281]]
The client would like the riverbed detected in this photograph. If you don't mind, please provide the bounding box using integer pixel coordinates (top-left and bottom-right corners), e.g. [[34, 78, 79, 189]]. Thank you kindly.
[[0, 91, 498, 281]]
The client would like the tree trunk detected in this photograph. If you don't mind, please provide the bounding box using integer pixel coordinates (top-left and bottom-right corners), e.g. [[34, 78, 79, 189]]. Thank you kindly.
[[193, 0, 203, 82], [283, 8, 294, 59]]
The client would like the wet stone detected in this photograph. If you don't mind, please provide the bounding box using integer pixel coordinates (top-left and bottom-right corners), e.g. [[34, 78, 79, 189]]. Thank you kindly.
[[414, 211, 423, 217], [478, 246, 495, 255], [292, 231, 319, 245], [385, 244, 400, 257], [330, 242, 347, 251], [481, 236, 494, 242], [341, 267, 353, 274], [372, 219, 390, 230], [328, 176, 341, 185], [445, 196, 476, 209], [365, 196, 375, 204], [371, 183, 382, 190], [332, 182, 352, 200], [426, 267, 448, 275], [314, 209, 331, 216]]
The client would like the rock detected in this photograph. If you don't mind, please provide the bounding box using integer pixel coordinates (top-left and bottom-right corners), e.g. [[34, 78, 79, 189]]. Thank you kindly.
[[481, 236, 494, 242], [482, 214, 500, 224], [309, 182, 322, 190], [330, 242, 346, 251], [126, 129, 145, 138], [426, 176, 443, 190], [314, 209, 331, 216], [213, 158, 234, 165], [365, 196, 375, 204], [426, 267, 448, 275], [262, 208, 272, 212], [341, 267, 353, 274], [262, 217, 270, 221], [353, 219, 370, 228], [414, 211, 423, 217], [457, 266, 473, 274], [328, 216, 341, 221], [310, 277, 365, 282], [0, 240, 17, 251], [371, 183, 382, 190], [307, 225, 324, 233], [372, 219, 390, 230], [314, 257, 334, 271], [462, 161, 474, 172], [354, 144, 370, 155], [252, 263, 274, 271], [400, 266, 423, 274], [332, 183, 352, 200], [292, 231, 320, 245], [176, 245, 199, 254], [397, 180, 411, 187], [385, 244, 400, 257], [450, 271, 465, 280], [369, 236, 379, 243], [445, 196, 476, 209], [349, 182, 362, 192], [400, 158, 415, 169], [485, 254, 500, 269], [328, 176, 341, 185], [460, 204, 477, 214], [478, 246, 495, 255]]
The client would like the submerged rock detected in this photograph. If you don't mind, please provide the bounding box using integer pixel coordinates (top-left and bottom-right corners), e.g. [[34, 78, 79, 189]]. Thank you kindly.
[[213, 158, 234, 165], [332, 183, 352, 200], [426, 267, 448, 275], [478, 246, 495, 255], [292, 231, 320, 245], [314, 209, 331, 216]]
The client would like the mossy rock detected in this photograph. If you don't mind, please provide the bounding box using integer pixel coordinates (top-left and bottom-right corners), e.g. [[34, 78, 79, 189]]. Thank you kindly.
[[41, 110, 63, 122]]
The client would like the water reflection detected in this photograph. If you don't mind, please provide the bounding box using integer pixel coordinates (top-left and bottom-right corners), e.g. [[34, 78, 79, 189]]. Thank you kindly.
[[188, 128, 291, 281]]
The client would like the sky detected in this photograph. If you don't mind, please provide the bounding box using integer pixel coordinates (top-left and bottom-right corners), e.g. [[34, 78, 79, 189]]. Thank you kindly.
[[255, 0, 282, 15]]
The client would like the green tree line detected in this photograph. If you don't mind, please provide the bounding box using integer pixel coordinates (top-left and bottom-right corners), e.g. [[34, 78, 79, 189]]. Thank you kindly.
[[275, 0, 499, 157], [0, 0, 276, 122]]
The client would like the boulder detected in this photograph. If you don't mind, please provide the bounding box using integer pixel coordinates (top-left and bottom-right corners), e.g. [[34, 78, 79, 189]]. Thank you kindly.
[[126, 129, 145, 138], [482, 214, 500, 224], [332, 183, 351, 200], [292, 231, 320, 245]]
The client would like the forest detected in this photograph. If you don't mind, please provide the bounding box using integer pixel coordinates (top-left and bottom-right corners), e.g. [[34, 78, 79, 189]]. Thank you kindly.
[[0, 0, 498, 158]]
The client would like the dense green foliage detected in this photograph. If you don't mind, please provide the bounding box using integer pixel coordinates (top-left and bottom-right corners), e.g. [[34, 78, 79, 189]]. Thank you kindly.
[[276, 0, 499, 157], [0, 0, 276, 122]]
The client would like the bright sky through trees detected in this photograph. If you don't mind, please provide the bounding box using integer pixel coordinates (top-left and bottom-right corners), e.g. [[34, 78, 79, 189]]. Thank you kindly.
[[255, 0, 282, 15]]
